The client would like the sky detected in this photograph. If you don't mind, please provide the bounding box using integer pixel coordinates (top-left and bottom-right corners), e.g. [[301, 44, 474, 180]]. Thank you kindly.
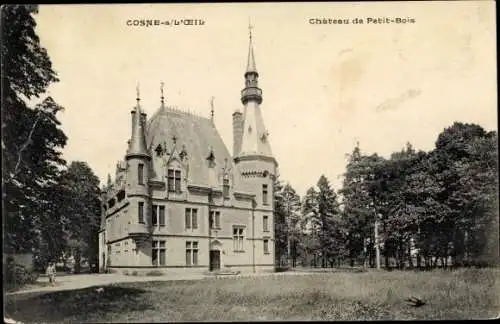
[[34, 2, 497, 197]]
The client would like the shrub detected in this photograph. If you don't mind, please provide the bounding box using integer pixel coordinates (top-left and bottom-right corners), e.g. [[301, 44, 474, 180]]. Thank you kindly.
[[123, 270, 130, 276], [4, 263, 39, 291], [131, 270, 139, 276], [145, 270, 164, 276]]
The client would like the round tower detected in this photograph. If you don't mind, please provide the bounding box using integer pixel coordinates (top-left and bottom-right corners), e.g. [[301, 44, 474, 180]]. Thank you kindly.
[[234, 24, 278, 209], [125, 86, 152, 239]]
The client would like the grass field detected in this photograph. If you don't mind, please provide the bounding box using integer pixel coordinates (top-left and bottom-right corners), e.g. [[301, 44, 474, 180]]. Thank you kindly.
[[5, 268, 498, 322]]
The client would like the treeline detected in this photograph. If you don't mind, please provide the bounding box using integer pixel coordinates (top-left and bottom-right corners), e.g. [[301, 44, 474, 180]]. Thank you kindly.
[[274, 122, 499, 270], [3, 5, 101, 276]]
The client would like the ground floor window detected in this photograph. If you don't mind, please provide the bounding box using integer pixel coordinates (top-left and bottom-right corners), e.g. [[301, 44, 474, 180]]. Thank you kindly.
[[263, 239, 270, 254], [152, 240, 166, 266], [233, 226, 245, 252], [186, 241, 198, 266]]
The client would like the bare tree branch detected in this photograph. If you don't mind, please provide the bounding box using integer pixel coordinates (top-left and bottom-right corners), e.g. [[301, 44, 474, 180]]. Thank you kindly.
[[4, 110, 43, 184]]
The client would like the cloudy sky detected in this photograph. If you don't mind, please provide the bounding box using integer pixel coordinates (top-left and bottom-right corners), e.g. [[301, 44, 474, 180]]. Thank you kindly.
[[34, 2, 496, 196]]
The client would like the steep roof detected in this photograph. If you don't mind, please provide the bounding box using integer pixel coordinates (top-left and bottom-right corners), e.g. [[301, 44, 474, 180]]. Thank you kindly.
[[246, 35, 257, 74], [145, 105, 249, 193], [126, 103, 150, 159]]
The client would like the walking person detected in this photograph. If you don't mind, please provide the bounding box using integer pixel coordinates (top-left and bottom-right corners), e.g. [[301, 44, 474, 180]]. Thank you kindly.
[[46, 261, 56, 286]]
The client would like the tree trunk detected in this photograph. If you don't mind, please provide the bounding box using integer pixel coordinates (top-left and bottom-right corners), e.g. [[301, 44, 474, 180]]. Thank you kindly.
[[384, 241, 390, 270], [74, 249, 81, 274], [407, 243, 414, 269], [399, 239, 405, 270]]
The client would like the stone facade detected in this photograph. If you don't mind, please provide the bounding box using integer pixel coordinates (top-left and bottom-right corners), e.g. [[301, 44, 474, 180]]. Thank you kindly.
[[98, 30, 278, 275]]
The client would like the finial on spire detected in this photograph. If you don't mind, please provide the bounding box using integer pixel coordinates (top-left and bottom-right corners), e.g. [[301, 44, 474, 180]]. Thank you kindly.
[[136, 82, 140, 103], [160, 81, 165, 104], [248, 17, 253, 41], [210, 96, 215, 123], [246, 20, 257, 74]]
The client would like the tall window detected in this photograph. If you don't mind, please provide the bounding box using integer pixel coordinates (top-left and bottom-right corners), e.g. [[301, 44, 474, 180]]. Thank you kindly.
[[263, 239, 270, 254], [152, 204, 158, 226], [223, 177, 230, 198], [159, 205, 165, 227], [138, 163, 144, 185], [185, 208, 198, 229], [186, 241, 199, 265], [263, 215, 269, 232], [233, 226, 245, 251], [210, 211, 221, 229], [167, 169, 182, 192], [138, 202, 144, 223], [152, 240, 166, 266], [262, 184, 269, 205], [151, 205, 166, 227]]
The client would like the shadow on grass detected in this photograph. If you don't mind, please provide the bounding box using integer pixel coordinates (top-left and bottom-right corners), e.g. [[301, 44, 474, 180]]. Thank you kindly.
[[5, 285, 154, 323]]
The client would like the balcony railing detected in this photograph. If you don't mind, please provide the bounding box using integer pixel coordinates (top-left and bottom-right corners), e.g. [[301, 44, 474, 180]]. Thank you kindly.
[[241, 87, 262, 97], [241, 87, 262, 104]]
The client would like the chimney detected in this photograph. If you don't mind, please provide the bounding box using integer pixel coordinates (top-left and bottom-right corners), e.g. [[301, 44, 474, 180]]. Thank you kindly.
[[232, 110, 243, 157]]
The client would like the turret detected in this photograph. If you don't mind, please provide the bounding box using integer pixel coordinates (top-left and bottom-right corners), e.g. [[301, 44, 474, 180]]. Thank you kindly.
[[240, 25, 262, 105], [126, 86, 150, 161], [125, 84, 151, 238], [236, 23, 276, 164], [234, 23, 277, 210]]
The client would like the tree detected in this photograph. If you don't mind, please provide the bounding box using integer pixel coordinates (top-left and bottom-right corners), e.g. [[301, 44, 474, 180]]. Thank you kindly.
[[273, 177, 287, 267], [433, 122, 497, 267], [316, 175, 343, 267], [301, 187, 321, 267], [2, 5, 68, 253], [33, 180, 70, 270], [339, 143, 373, 267], [281, 183, 302, 267], [58, 161, 101, 273]]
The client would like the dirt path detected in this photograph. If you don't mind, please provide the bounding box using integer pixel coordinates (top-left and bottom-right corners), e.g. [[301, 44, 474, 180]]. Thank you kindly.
[[5, 271, 314, 296], [5, 273, 205, 296]]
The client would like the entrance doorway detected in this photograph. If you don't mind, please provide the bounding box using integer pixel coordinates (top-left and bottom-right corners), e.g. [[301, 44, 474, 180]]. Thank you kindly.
[[209, 250, 221, 271]]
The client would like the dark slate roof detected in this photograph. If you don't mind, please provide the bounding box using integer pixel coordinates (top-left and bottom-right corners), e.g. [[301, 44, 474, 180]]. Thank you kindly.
[[145, 105, 248, 193]]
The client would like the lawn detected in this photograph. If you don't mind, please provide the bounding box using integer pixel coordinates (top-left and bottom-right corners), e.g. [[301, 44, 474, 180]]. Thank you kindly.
[[5, 268, 498, 322]]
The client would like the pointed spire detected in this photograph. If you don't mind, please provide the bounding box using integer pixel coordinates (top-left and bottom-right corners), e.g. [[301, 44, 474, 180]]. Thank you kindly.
[[126, 82, 150, 160], [241, 21, 262, 105], [246, 19, 257, 74], [160, 81, 165, 106], [210, 96, 215, 124], [107, 173, 112, 186], [159, 81, 167, 113], [136, 82, 141, 108]]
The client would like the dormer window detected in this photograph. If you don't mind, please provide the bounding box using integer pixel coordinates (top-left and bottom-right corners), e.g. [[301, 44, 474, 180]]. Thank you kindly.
[[168, 168, 181, 193]]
